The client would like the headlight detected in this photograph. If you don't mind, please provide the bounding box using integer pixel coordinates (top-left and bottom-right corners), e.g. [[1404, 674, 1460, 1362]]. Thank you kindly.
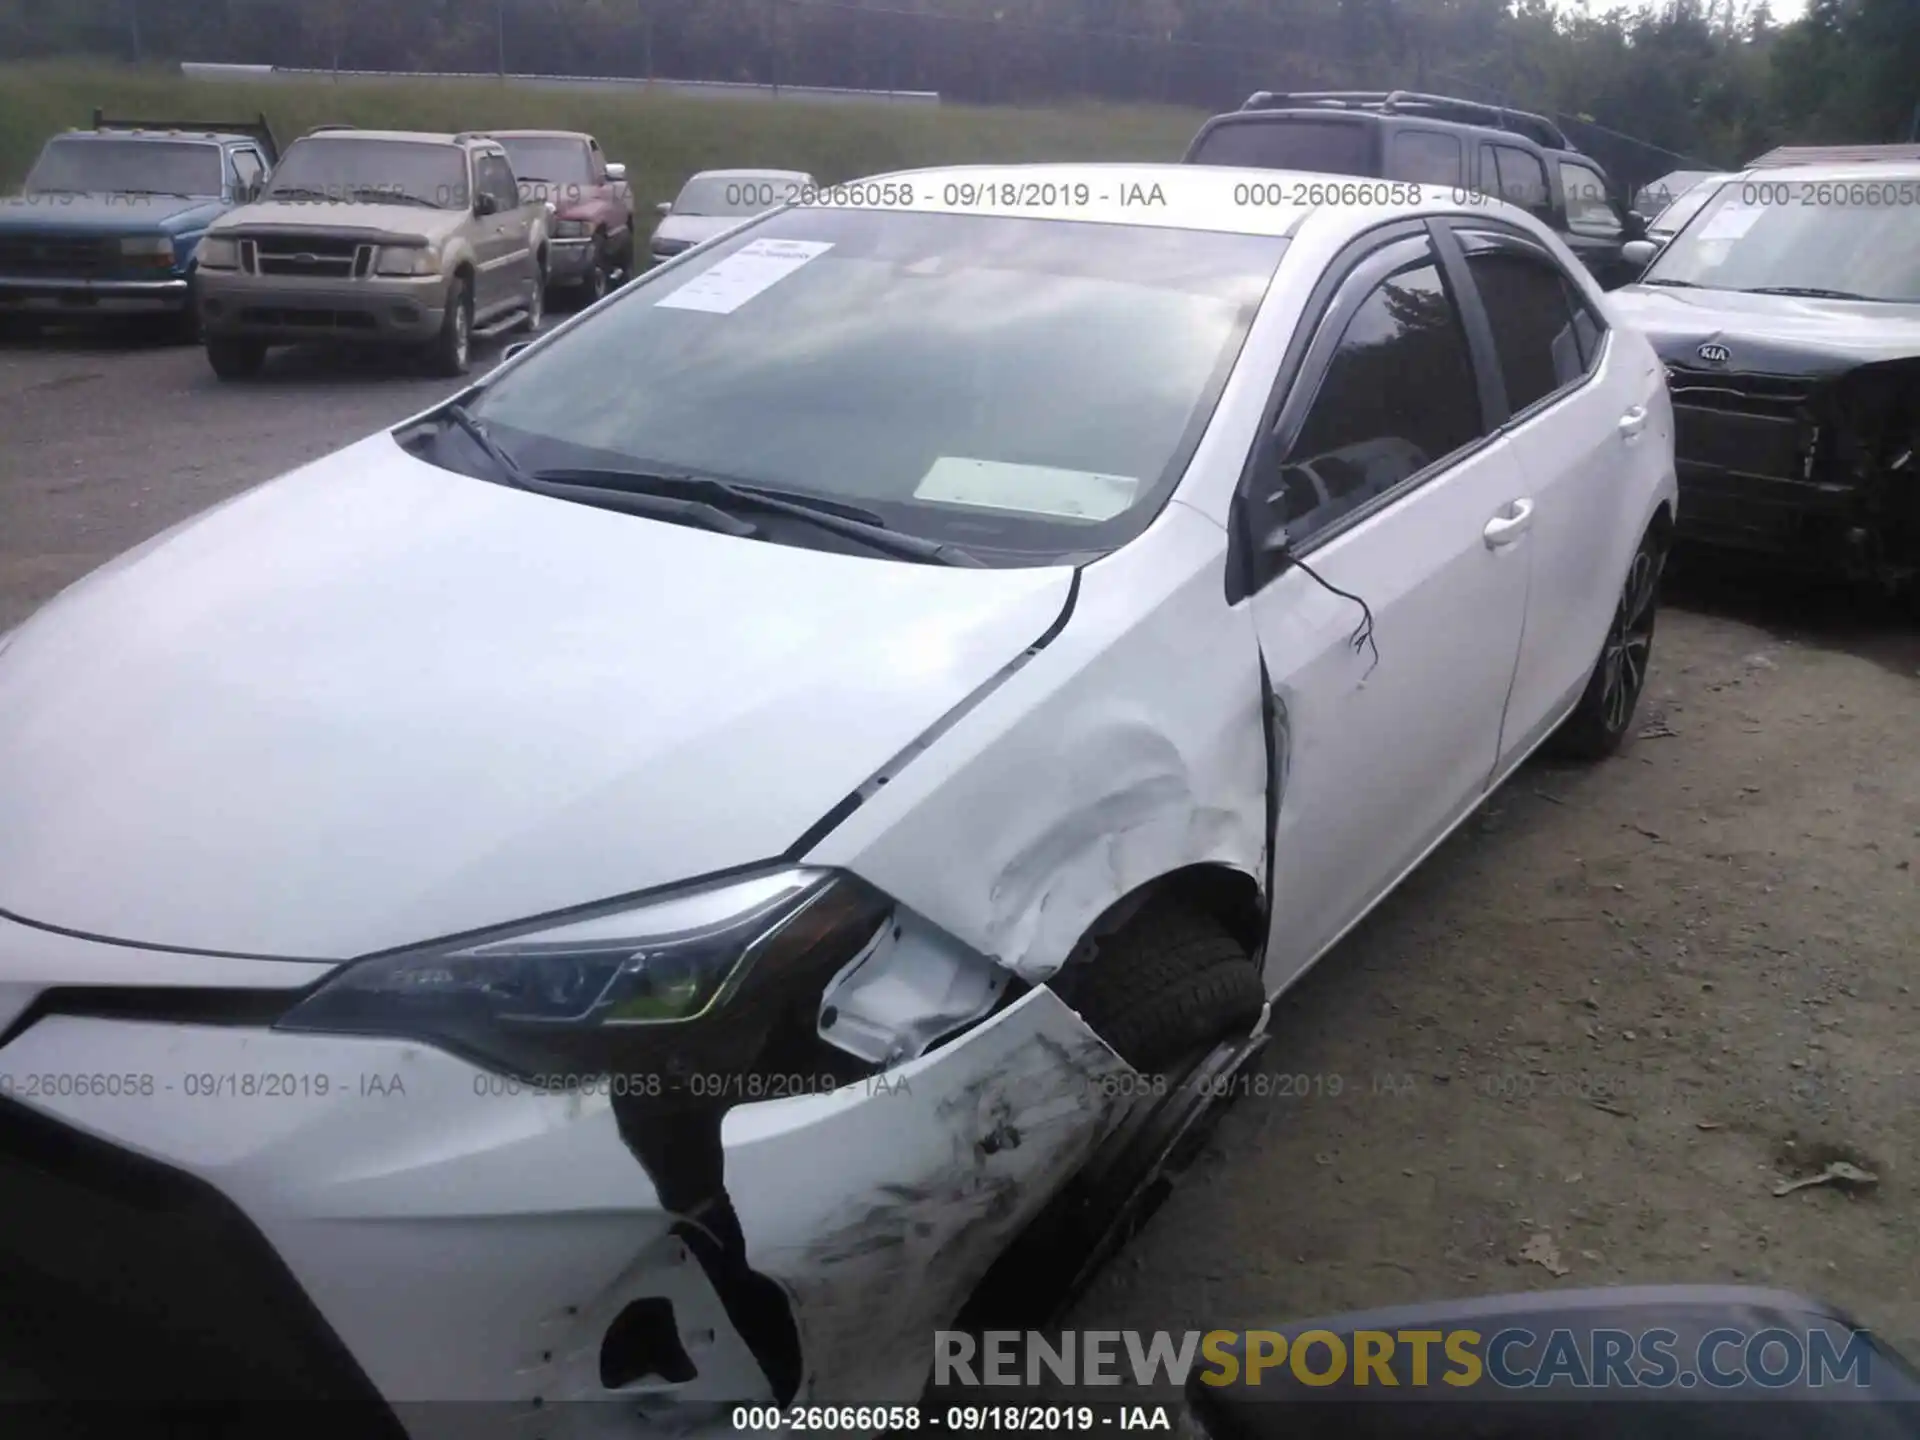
[[553, 218, 592, 239], [277, 867, 891, 1078], [196, 236, 239, 269], [374, 244, 437, 277], [119, 234, 174, 258]]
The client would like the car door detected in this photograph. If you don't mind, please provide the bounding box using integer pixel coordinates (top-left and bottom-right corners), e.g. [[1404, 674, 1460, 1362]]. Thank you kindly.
[[1443, 224, 1653, 771], [1231, 228, 1533, 990], [1556, 156, 1630, 286], [472, 152, 525, 317]]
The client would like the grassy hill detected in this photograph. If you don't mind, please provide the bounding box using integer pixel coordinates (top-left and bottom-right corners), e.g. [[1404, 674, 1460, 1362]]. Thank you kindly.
[[0, 62, 1206, 212]]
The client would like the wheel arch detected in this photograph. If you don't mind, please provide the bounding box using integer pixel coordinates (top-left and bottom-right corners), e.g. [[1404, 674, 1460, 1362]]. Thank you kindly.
[[1056, 861, 1266, 977]]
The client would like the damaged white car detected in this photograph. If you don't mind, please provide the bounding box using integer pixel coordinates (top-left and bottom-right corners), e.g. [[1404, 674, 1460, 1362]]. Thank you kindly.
[[0, 163, 1675, 1436]]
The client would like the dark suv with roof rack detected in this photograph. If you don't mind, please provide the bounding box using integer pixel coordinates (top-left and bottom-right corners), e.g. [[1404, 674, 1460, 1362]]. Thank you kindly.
[[1183, 90, 1647, 288]]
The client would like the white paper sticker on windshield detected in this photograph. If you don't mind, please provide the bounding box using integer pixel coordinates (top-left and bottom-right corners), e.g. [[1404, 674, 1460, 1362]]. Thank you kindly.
[[913, 457, 1139, 522], [654, 238, 832, 314], [1698, 203, 1762, 241]]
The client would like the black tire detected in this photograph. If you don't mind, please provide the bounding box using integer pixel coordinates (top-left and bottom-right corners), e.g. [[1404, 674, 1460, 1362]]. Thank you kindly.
[[1053, 904, 1265, 1072], [1548, 524, 1667, 761], [426, 276, 473, 378], [514, 264, 544, 334], [205, 335, 265, 380], [612, 229, 635, 281]]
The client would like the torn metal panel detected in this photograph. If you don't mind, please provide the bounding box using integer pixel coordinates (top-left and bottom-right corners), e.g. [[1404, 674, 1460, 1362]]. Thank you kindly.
[[727, 986, 1133, 1402], [808, 502, 1269, 984], [817, 908, 1011, 1066]]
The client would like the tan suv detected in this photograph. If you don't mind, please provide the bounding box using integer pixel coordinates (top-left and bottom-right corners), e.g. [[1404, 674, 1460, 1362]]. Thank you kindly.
[[194, 127, 549, 379]]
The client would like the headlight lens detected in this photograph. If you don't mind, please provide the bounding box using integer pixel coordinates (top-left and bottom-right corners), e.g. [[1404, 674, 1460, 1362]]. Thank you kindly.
[[553, 218, 592, 239], [374, 245, 436, 276], [120, 234, 174, 258], [196, 236, 239, 269], [277, 867, 890, 1077]]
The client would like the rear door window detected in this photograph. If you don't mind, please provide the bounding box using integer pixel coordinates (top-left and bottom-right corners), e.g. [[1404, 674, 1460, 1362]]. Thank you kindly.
[[1462, 247, 1587, 414], [1187, 118, 1374, 176], [1491, 145, 1550, 216], [1390, 130, 1464, 188]]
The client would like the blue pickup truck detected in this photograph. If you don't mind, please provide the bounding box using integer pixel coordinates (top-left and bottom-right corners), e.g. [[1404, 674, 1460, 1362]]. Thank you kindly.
[[0, 109, 279, 336]]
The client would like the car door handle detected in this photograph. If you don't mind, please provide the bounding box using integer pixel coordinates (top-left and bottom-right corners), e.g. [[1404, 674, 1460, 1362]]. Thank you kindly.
[[1618, 405, 1648, 440], [1483, 498, 1534, 549]]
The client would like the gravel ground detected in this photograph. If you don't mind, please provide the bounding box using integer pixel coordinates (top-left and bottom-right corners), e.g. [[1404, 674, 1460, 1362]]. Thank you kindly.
[[3, 323, 1917, 1389]]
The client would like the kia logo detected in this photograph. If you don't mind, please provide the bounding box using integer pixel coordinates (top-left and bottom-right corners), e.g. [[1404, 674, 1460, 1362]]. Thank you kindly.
[[1696, 342, 1731, 365]]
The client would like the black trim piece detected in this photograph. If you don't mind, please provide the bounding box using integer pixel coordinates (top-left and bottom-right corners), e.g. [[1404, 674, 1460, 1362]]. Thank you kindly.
[[0, 905, 341, 964], [781, 790, 865, 863], [1257, 653, 1282, 913], [0, 987, 300, 1052], [0, 1096, 406, 1428], [1427, 216, 1509, 428], [782, 569, 1082, 859]]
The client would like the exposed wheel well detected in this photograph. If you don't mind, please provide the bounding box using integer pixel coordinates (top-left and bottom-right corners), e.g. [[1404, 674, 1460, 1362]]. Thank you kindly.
[[1063, 863, 1265, 971], [1650, 501, 1675, 547]]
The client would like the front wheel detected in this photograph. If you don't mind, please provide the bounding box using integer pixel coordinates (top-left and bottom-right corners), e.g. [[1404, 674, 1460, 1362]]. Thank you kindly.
[[426, 277, 472, 377], [1548, 525, 1666, 760], [514, 268, 543, 334]]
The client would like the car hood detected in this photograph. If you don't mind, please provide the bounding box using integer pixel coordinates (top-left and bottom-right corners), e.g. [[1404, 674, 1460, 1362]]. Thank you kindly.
[[210, 200, 470, 241], [1609, 284, 1920, 378], [0, 192, 222, 234], [0, 434, 1073, 961], [654, 214, 741, 247]]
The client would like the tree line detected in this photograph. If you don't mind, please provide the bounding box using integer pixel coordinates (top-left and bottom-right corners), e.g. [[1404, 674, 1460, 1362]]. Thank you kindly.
[[1, 0, 1915, 170]]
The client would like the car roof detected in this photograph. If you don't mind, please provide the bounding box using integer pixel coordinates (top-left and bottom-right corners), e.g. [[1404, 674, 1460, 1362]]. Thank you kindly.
[[685, 168, 813, 181], [295, 129, 469, 147], [478, 129, 592, 142], [57, 130, 230, 145], [1734, 159, 1920, 183], [849, 162, 1522, 238]]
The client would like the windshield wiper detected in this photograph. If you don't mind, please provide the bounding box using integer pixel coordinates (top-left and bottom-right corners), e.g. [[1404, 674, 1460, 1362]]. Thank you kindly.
[[122, 188, 194, 198], [351, 189, 438, 207], [264, 186, 331, 202], [1638, 277, 1706, 288], [532, 465, 985, 567], [439, 406, 759, 539], [1741, 285, 1878, 301]]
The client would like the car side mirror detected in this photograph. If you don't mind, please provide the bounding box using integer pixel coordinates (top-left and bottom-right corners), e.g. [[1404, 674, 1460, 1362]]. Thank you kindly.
[[656, 200, 672, 216], [474, 191, 498, 217], [605, 162, 626, 182], [1621, 238, 1659, 271]]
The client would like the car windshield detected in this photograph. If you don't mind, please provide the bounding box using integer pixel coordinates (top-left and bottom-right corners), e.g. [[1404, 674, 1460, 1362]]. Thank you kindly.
[[461, 207, 1285, 562], [23, 138, 224, 197], [1643, 177, 1920, 301], [672, 174, 807, 217], [497, 137, 594, 204], [264, 138, 470, 209], [1649, 177, 1725, 235]]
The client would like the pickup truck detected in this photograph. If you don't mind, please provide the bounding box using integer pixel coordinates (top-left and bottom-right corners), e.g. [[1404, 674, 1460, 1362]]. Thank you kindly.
[[194, 126, 549, 379], [0, 110, 277, 337], [478, 129, 633, 306]]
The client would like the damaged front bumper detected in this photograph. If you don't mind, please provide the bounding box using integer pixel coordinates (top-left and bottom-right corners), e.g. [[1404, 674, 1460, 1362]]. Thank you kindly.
[[1666, 359, 1920, 582], [0, 986, 1132, 1438]]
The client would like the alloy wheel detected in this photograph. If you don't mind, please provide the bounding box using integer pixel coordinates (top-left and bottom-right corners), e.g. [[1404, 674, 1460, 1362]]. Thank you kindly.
[[1600, 545, 1660, 734]]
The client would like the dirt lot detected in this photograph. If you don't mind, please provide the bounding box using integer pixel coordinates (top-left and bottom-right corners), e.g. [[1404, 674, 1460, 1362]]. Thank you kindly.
[[3, 325, 1917, 1385]]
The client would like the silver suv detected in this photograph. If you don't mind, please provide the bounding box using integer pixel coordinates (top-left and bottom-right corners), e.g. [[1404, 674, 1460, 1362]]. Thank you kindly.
[[195, 127, 549, 379]]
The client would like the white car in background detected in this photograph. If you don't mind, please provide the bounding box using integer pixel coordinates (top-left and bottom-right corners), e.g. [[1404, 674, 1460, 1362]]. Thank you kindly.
[[0, 163, 1675, 1435], [648, 167, 815, 265]]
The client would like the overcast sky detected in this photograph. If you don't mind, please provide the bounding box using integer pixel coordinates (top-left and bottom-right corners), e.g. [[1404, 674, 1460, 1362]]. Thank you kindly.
[[1561, 0, 1809, 19]]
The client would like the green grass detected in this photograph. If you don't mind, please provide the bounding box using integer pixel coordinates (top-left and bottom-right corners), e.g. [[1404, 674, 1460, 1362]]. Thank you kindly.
[[0, 61, 1206, 213]]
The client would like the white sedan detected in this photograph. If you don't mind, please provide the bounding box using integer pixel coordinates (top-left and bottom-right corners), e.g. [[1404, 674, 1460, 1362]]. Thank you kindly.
[[0, 163, 1675, 1432]]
